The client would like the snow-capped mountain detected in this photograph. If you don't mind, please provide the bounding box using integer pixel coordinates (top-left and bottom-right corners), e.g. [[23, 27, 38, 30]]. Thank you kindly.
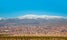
[[0, 14, 67, 27]]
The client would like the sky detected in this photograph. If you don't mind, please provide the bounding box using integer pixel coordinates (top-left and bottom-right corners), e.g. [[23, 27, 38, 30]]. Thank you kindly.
[[0, 0, 67, 18]]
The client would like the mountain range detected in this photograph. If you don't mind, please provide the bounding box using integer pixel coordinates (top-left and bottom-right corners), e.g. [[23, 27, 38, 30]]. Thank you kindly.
[[0, 15, 67, 36]]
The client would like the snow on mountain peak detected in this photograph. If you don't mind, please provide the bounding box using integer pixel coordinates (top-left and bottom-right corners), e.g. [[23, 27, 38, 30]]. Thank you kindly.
[[0, 14, 67, 20], [17, 14, 66, 19], [0, 17, 7, 20], [0, 18, 3, 20]]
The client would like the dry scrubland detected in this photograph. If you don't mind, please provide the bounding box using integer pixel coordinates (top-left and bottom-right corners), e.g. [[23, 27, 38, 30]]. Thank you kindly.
[[0, 18, 67, 40], [0, 36, 67, 40], [0, 26, 67, 36], [0, 34, 67, 40], [0, 26, 67, 40]]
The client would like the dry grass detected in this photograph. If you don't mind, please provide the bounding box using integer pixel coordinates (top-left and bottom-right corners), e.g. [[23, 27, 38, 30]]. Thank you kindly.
[[0, 34, 67, 40]]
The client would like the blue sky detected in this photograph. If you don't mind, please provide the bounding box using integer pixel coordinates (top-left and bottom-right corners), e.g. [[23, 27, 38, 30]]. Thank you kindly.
[[0, 0, 67, 18]]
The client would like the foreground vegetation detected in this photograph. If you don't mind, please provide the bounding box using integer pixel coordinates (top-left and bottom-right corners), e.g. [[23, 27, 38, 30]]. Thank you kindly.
[[0, 36, 67, 40]]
